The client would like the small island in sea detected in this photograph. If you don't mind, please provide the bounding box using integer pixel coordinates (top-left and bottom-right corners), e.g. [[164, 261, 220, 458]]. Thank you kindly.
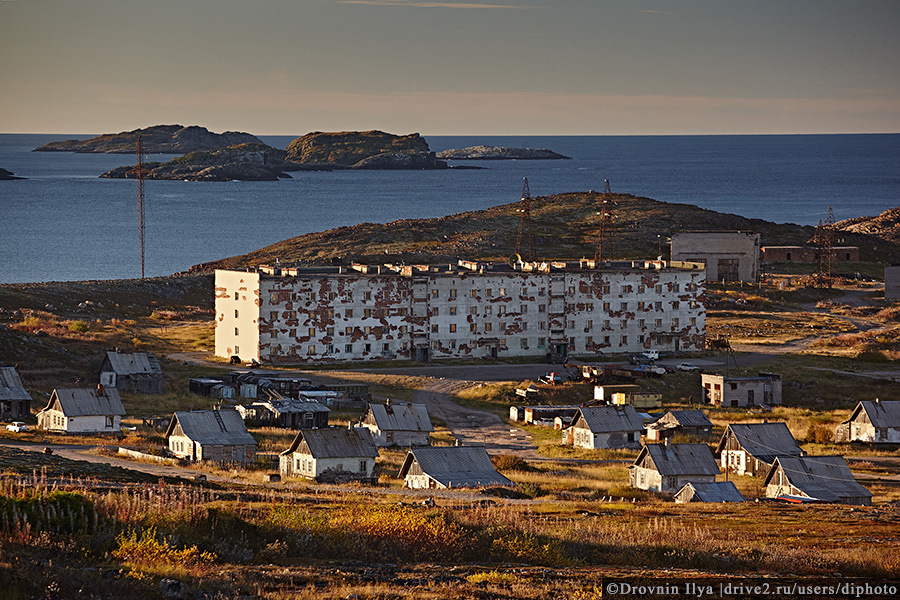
[[0, 168, 26, 180], [32, 124, 263, 154], [436, 145, 571, 160]]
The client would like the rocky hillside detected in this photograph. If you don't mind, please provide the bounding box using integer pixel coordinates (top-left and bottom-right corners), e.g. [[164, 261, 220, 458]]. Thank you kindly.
[[284, 130, 445, 169], [33, 124, 263, 154], [437, 145, 571, 160], [835, 207, 900, 244], [190, 192, 900, 271]]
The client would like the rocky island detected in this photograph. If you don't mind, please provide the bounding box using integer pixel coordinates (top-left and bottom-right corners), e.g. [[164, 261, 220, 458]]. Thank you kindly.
[[436, 145, 570, 160], [33, 124, 263, 154], [285, 130, 446, 170]]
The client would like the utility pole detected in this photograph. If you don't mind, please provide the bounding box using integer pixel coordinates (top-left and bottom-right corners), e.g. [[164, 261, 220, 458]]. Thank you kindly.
[[514, 178, 536, 262], [127, 136, 150, 278], [594, 179, 612, 266]]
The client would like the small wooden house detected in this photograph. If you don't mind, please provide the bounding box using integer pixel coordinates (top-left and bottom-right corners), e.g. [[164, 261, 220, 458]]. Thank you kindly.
[[716, 422, 802, 477], [0, 366, 31, 421], [834, 400, 900, 444], [675, 481, 745, 504], [166, 409, 257, 463], [358, 400, 433, 447], [629, 442, 720, 492], [99, 351, 164, 394], [37, 385, 126, 434], [646, 409, 713, 441], [279, 427, 378, 483], [562, 405, 644, 450], [398, 445, 513, 489], [764, 456, 872, 506]]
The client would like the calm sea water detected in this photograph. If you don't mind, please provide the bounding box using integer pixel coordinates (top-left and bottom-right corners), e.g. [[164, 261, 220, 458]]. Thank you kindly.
[[0, 133, 897, 284]]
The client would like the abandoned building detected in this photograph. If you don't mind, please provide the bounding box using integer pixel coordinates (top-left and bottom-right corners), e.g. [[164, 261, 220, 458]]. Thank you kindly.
[[670, 231, 760, 283], [701, 372, 782, 407], [834, 400, 900, 444], [523, 405, 578, 426], [99, 351, 164, 394], [37, 385, 126, 434], [0, 366, 31, 421], [761, 246, 859, 264], [764, 455, 872, 506], [629, 442, 720, 493], [279, 427, 379, 483], [398, 445, 513, 489], [716, 422, 802, 477], [236, 394, 330, 429], [358, 400, 433, 447], [562, 405, 645, 450], [646, 409, 713, 442], [674, 481, 745, 504], [165, 409, 257, 463], [214, 258, 706, 364], [886, 265, 900, 301]]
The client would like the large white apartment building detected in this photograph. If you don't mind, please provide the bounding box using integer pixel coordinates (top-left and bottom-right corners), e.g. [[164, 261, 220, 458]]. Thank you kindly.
[[215, 259, 706, 364]]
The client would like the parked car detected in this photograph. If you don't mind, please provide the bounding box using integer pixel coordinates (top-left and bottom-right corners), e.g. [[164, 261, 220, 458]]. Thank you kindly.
[[642, 349, 660, 360], [6, 422, 29, 432], [538, 372, 563, 385], [629, 355, 654, 365], [677, 362, 700, 372]]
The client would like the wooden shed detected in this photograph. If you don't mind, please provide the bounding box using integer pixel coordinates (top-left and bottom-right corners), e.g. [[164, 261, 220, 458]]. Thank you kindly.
[[716, 422, 802, 477], [629, 442, 720, 492], [166, 409, 257, 463], [0, 366, 31, 421], [99, 351, 164, 394], [646, 409, 713, 441], [834, 400, 900, 444], [358, 400, 433, 447], [675, 481, 745, 503]]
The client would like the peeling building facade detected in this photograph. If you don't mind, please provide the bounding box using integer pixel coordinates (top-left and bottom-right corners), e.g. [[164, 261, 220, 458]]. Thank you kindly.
[[215, 259, 706, 364]]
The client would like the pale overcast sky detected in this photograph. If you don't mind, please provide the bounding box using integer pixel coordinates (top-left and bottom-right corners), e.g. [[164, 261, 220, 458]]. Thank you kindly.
[[1, 0, 898, 135]]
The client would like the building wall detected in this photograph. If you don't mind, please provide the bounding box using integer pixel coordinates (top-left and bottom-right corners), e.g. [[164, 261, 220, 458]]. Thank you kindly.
[[215, 262, 706, 364], [702, 374, 782, 407], [762, 246, 859, 263], [671, 232, 760, 283], [281, 452, 374, 479], [571, 425, 640, 450], [630, 467, 715, 492], [0, 399, 30, 421], [361, 424, 430, 448], [886, 266, 900, 302], [38, 410, 120, 434], [169, 433, 197, 460]]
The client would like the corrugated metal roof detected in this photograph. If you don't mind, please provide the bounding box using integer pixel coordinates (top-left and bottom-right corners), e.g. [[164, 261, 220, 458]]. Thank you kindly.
[[677, 481, 745, 503], [636, 443, 720, 476], [851, 400, 900, 429], [47, 387, 126, 417], [577, 405, 644, 433], [170, 409, 256, 446], [281, 427, 379, 459], [103, 351, 162, 375], [263, 397, 331, 414], [0, 367, 30, 401], [717, 422, 802, 462], [661, 409, 712, 428], [767, 456, 872, 502], [368, 402, 434, 433], [399, 446, 513, 488]]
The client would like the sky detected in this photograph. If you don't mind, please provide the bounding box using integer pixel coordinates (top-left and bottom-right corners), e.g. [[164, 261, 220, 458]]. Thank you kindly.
[[1, 0, 899, 136]]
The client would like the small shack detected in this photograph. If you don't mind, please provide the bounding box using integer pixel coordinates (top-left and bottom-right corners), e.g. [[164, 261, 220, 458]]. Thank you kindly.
[[834, 400, 900, 444], [99, 351, 164, 394], [629, 442, 720, 492], [646, 409, 713, 441], [37, 385, 126, 434], [279, 427, 378, 483], [0, 366, 31, 421], [674, 481, 745, 504], [358, 400, 433, 447], [702, 372, 782, 407], [398, 445, 513, 489], [524, 405, 578, 426], [716, 422, 802, 477], [166, 409, 257, 463], [236, 394, 330, 429], [764, 456, 872, 506], [562, 405, 644, 450]]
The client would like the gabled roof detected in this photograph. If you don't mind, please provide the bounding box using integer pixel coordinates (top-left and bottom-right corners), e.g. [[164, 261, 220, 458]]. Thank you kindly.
[[575, 405, 644, 433], [661, 410, 713, 428], [0, 367, 30, 401], [260, 397, 331, 414], [281, 427, 378, 459], [367, 402, 433, 433], [845, 400, 900, 429], [716, 422, 802, 463], [102, 351, 162, 376], [44, 387, 126, 417], [633, 443, 720, 476], [166, 409, 256, 447], [398, 446, 513, 488], [677, 481, 745, 503], [764, 456, 872, 502]]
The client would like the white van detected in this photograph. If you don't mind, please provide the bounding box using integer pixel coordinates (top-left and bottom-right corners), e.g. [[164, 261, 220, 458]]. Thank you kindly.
[[641, 349, 660, 361]]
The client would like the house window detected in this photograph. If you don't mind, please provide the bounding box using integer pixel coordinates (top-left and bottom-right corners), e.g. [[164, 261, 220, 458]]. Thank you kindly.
[[234, 292, 239, 301], [364, 343, 371, 352], [234, 345, 239, 354], [499, 287, 506, 296], [539, 304, 546, 313], [432, 307, 439, 316], [234, 327, 239, 336], [383, 343, 390, 352], [620, 302, 628, 311], [234, 309, 239, 318], [498, 305, 507, 315], [539, 287, 545, 296], [450, 289, 457, 299], [470, 323, 477, 333], [485, 305, 492, 315], [520, 304, 528, 313], [105, 416, 114, 429], [486, 288, 493, 297], [471, 289, 478, 298], [603, 302, 610, 311], [364, 291, 372, 301], [359, 460, 367, 473], [345, 344, 353, 353], [449, 306, 457, 315]]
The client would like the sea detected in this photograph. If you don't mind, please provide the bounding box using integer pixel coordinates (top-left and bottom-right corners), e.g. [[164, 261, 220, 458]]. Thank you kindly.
[[0, 133, 898, 284]]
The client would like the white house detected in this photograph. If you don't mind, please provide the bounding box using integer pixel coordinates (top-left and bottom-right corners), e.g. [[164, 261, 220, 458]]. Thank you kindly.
[[834, 400, 900, 443], [166, 409, 257, 463], [37, 386, 126, 434], [358, 401, 433, 447], [562, 405, 644, 450], [279, 427, 379, 482], [629, 442, 720, 493]]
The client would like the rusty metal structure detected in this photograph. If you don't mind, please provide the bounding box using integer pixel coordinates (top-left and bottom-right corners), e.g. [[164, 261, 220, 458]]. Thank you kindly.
[[813, 205, 835, 287], [513, 178, 536, 263], [126, 136, 151, 278], [593, 179, 612, 265]]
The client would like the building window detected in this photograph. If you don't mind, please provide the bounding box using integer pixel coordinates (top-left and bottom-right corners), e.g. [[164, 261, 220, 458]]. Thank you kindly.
[[655, 319, 662, 327], [345, 344, 353, 353], [364, 308, 372, 318], [449, 323, 457, 333], [327, 344, 334, 353], [470, 323, 477, 333], [234, 327, 239, 336], [520, 304, 528, 313], [638, 301, 645, 310], [383, 343, 390, 352], [450, 289, 457, 299], [105, 416, 114, 429], [364, 291, 372, 301], [485, 305, 492, 315], [622, 335, 628, 344], [499, 287, 506, 296], [690, 317, 696, 325], [539, 287, 545, 296], [234, 309, 239, 318], [432, 341, 439, 350], [486, 288, 493, 297], [364, 343, 371, 352], [471, 289, 478, 298], [521, 338, 529, 349], [673, 318, 679, 327], [498, 305, 507, 315], [539, 304, 546, 313], [326, 327, 334, 336], [638, 319, 645, 328], [449, 306, 457, 316], [234, 292, 239, 301], [308, 345, 316, 355], [672, 301, 680, 309], [603, 336, 609, 344], [432, 289, 439, 298], [346, 309, 353, 318], [345, 326, 353, 335], [359, 460, 367, 473], [538, 337, 546, 348], [431, 324, 439, 333], [364, 326, 371, 334], [638, 285, 645, 294], [485, 322, 492, 332], [603, 302, 610, 311], [470, 306, 478, 315], [234, 345, 239, 354], [567, 286, 575, 295], [539, 322, 545, 330], [400, 325, 408, 334], [620, 302, 628, 311], [432, 307, 439, 316], [308, 327, 316, 337]]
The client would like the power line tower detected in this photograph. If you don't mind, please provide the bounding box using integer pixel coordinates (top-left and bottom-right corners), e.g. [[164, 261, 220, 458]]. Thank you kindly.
[[814, 205, 835, 287], [513, 178, 536, 262], [593, 179, 612, 265], [127, 136, 151, 279]]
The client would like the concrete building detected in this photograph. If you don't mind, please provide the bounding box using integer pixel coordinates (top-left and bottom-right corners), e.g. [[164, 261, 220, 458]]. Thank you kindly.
[[214, 258, 706, 365], [886, 265, 900, 301], [37, 386, 126, 434], [670, 231, 760, 283], [762, 246, 859, 264], [701, 372, 782, 408], [279, 427, 379, 483], [0, 366, 31, 421]]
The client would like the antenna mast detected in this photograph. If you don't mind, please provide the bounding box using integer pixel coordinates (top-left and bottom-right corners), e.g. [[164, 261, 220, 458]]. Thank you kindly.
[[127, 136, 150, 279], [514, 178, 536, 262], [814, 205, 835, 287], [594, 179, 612, 265]]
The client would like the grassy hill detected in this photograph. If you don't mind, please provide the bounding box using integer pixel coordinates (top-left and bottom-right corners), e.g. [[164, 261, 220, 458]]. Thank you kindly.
[[190, 192, 900, 271]]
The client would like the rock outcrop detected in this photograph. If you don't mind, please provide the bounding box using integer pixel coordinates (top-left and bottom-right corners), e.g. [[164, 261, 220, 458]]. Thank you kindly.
[[285, 130, 446, 169], [0, 168, 25, 180], [835, 207, 900, 244], [34, 125, 263, 154], [100, 143, 293, 182], [436, 145, 571, 160]]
